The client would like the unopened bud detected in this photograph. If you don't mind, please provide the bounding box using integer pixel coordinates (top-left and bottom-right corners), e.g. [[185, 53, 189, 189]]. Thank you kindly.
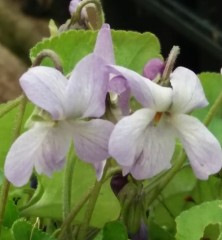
[[110, 173, 129, 197], [143, 58, 164, 80], [131, 221, 149, 240]]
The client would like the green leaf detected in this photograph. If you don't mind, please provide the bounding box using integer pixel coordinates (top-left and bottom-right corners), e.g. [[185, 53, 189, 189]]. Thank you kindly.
[[101, 221, 128, 240], [3, 199, 19, 228], [193, 72, 222, 143], [149, 221, 175, 240], [191, 176, 222, 203], [175, 200, 222, 240], [12, 219, 56, 240], [30, 29, 161, 75], [21, 158, 120, 228], [0, 103, 34, 170], [151, 167, 197, 231]]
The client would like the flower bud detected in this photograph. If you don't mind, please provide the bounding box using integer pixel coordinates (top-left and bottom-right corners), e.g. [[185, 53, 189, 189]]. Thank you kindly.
[[123, 198, 143, 235], [143, 58, 164, 80], [117, 182, 144, 235], [110, 173, 129, 197], [130, 221, 149, 240]]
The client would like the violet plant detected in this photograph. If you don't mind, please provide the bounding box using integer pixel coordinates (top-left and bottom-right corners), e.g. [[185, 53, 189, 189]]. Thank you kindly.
[[0, 0, 222, 239]]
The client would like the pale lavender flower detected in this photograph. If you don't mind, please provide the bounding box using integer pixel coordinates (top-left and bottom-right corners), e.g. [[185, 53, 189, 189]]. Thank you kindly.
[[108, 65, 222, 180], [4, 26, 114, 187]]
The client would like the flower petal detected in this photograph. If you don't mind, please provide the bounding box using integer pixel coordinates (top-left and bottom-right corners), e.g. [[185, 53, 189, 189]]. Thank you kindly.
[[93, 160, 106, 180], [171, 114, 222, 179], [34, 122, 71, 176], [4, 122, 71, 187], [20, 66, 67, 120], [71, 119, 114, 163], [108, 75, 130, 116], [107, 65, 172, 111], [69, 0, 81, 15], [109, 109, 175, 179], [94, 24, 115, 64], [170, 67, 208, 113], [66, 53, 108, 118]]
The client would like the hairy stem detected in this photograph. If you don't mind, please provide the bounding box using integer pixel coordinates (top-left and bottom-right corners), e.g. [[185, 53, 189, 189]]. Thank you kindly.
[[77, 163, 109, 240], [203, 91, 222, 126], [0, 95, 25, 119], [62, 146, 76, 238]]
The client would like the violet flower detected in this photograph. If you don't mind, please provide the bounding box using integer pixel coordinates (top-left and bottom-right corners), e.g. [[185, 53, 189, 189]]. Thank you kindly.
[[108, 65, 222, 180], [4, 26, 114, 187]]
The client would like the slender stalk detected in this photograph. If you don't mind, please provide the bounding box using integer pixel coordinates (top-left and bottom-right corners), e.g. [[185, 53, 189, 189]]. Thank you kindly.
[[62, 146, 76, 238], [0, 95, 25, 119], [32, 49, 63, 72], [58, 187, 92, 239], [57, 165, 119, 239], [0, 96, 27, 236], [145, 149, 186, 208], [203, 91, 222, 126], [77, 163, 109, 240]]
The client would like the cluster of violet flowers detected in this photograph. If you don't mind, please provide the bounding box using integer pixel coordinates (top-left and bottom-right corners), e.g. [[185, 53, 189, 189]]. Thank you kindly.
[[4, 23, 222, 188]]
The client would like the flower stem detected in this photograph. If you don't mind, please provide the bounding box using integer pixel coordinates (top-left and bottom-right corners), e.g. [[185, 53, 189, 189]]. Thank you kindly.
[[145, 149, 186, 208], [203, 91, 222, 127], [62, 146, 76, 238], [77, 162, 109, 240], [0, 96, 27, 236], [0, 95, 25, 119], [57, 187, 92, 239], [32, 49, 63, 72]]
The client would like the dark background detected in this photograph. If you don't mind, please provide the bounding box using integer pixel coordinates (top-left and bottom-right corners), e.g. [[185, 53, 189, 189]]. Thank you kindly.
[[22, 0, 222, 73], [1, 0, 222, 102]]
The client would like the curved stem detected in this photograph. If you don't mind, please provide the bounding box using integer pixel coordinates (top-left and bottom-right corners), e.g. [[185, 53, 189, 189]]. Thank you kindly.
[[77, 162, 109, 240], [0, 96, 27, 236], [69, 0, 104, 29], [32, 49, 63, 72]]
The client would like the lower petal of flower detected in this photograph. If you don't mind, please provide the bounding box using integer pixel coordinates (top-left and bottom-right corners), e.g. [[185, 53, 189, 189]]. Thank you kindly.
[[171, 114, 222, 179]]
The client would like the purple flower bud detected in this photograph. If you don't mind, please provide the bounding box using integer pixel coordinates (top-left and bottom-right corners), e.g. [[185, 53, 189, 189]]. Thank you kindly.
[[131, 221, 149, 240], [143, 58, 165, 80], [110, 173, 129, 197]]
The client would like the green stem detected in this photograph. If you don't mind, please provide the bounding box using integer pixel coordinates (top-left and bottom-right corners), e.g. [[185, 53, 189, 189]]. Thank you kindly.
[[57, 165, 119, 239], [0, 96, 27, 236], [0, 95, 24, 119], [77, 162, 109, 240], [32, 49, 63, 72], [203, 91, 222, 127], [62, 146, 76, 238], [145, 149, 186, 208], [57, 187, 92, 239]]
